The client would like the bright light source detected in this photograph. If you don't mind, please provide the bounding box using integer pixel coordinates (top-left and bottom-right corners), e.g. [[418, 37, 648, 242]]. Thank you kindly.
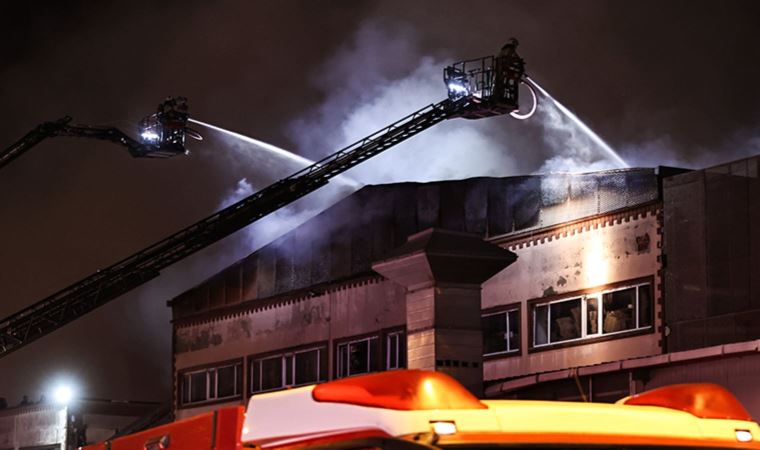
[[430, 421, 457, 435], [736, 430, 753, 442], [53, 385, 74, 405], [140, 131, 160, 142], [448, 83, 469, 94]]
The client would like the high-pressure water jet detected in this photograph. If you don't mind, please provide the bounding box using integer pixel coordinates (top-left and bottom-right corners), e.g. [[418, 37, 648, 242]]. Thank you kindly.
[[189, 118, 314, 167], [189, 118, 363, 189], [526, 77, 628, 168]]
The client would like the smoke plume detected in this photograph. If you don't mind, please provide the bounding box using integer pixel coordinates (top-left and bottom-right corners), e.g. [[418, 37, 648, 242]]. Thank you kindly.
[[287, 20, 626, 181]]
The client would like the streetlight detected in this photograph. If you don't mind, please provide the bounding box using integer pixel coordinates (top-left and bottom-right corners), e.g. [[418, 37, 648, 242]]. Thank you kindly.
[[53, 384, 75, 405]]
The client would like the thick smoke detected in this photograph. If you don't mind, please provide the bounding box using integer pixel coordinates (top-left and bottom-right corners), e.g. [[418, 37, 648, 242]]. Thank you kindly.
[[218, 177, 358, 251], [198, 19, 644, 274], [287, 20, 626, 181]]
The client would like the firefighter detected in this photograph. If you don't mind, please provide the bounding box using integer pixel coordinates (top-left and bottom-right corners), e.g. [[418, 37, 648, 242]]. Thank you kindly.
[[493, 38, 525, 108]]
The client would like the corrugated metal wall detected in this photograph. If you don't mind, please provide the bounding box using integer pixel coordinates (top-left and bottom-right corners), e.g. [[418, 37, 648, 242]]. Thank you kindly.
[[172, 170, 659, 319], [663, 156, 760, 351]]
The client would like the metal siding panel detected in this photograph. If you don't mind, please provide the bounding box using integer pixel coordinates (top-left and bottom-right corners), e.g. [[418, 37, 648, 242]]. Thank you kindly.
[[416, 184, 440, 230], [293, 226, 314, 292], [439, 181, 466, 231], [663, 171, 707, 324], [392, 185, 419, 245], [735, 309, 760, 342], [242, 254, 258, 301], [256, 246, 276, 299], [670, 319, 706, 351], [350, 219, 371, 274], [310, 236, 330, 286], [330, 225, 352, 280], [274, 234, 296, 295], [512, 177, 541, 230], [225, 264, 242, 305], [209, 275, 225, 309], [487, 179, 510, 236], [464, 178, 488, 235], [705, 172, 750, 316], [368, 188, 396, 261], [749, 173, 760, 309], [703, 314, 736, 346]]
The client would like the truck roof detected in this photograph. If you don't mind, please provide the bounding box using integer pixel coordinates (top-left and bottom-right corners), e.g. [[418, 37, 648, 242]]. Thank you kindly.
[[243, 370, 760, 450]]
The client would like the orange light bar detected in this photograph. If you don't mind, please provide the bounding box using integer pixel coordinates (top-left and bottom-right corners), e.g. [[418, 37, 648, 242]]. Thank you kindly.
[[312, 370, 487, 410], [624, 383, 752, 421]]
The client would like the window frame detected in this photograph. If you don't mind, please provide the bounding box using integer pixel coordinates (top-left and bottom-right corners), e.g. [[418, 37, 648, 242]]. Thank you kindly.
[[384, 328, 407, 371], [528, 277, 655, 352], [248, 343, 328, 394], [481, 302, 522, 358], [335, 333, 381, 379], [178, 358, 244, 408]]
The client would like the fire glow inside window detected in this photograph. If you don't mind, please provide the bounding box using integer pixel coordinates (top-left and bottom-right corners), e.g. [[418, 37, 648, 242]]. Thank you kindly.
[[532, 281, 653, 348], [482, 308, 520, 355], [180, 361, 242, 406], [250, 346, 327, 393]]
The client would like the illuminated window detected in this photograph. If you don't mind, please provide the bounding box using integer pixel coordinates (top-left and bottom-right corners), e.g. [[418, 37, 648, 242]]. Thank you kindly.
[[482, 308, 520, 355], [336, 336, 379, 378], [250, 346, 327, 393], [532, 281, 653, 348], [180, 360, 242, 406]]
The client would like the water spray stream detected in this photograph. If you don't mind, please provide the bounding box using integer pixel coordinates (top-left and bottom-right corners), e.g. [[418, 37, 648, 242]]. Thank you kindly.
[[526, 77, 629, 168], [188, 118, 362, 189]]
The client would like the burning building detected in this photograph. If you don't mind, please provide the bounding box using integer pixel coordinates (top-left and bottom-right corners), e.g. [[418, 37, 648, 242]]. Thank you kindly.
[[168, 155, 760, 419]]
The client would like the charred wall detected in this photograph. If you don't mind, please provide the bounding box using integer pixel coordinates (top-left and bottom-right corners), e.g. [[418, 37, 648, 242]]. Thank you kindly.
[[663, 156, 760, 351], [171, 170, 658, 320]]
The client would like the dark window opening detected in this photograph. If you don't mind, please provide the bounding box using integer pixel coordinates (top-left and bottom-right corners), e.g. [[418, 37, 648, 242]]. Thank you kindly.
[[250, 346, 326, 393], [180, 361, 242, 406], [337, 336, 379, 378], [386, 331, 406, 370], [483, 308, 520, 355]]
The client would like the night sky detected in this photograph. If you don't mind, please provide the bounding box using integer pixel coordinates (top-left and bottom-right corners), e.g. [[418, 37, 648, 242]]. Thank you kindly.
[[1, 1, 759, 405]]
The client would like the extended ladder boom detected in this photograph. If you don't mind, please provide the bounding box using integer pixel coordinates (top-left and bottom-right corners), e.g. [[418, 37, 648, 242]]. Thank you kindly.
[[0, 97, 198, 170], [0, 98, 466, 357]]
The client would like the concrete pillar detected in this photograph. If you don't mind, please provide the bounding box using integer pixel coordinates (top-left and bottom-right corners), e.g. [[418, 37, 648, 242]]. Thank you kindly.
[[372, 228, 517, 396]]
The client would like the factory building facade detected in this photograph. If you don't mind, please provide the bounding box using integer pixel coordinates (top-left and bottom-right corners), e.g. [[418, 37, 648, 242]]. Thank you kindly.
[[169, 155, 760, 419], [0, 399, 162, 450]]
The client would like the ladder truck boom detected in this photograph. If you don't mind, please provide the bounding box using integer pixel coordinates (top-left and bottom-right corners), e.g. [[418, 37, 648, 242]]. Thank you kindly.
[[0, 97, 201, 170], [0, 42, 533, 358]]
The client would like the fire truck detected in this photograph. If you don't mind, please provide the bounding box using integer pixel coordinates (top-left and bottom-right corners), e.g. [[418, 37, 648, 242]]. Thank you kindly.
[[82, 370, 759, 450]]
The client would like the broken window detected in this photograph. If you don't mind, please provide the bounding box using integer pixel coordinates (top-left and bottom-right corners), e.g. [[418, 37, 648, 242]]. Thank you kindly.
[[532, 281, 653, 348], [337, 336, 379, 378], [250, 346, 327, 393], [482, 308, 520, 355], [180, 360, 243, 406]]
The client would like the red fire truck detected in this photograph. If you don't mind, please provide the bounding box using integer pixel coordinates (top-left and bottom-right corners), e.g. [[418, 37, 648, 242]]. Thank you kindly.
[[82, 370, 760, 450]]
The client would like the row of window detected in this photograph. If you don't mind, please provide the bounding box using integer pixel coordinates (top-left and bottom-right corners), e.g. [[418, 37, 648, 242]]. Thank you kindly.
[[180, 330, 405, 406], [180, 281, 653, 406], [482, 282, 653, 356]]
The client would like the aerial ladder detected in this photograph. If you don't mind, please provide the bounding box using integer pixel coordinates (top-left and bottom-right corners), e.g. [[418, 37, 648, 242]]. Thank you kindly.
[[0, 41, 536, 358], [0, 96, 202, 170]]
